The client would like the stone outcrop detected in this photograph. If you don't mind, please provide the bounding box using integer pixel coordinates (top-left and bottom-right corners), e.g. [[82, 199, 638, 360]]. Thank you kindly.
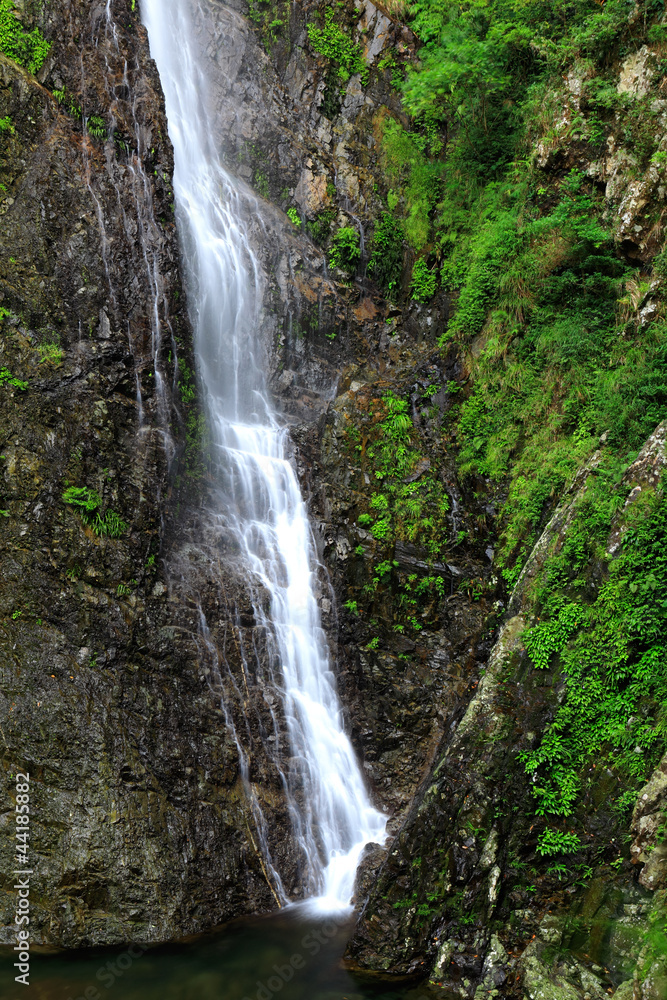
[[0, 0, 282, 947]]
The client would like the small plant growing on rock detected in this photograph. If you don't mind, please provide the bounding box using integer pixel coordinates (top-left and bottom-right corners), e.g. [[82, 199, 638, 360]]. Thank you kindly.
[[307, 9, 368, 84], [369, 213, 404, 296], [87, 116, 106, 140], [36, 342, 64, 366], [287, 207, 301, 228], [410, 258, 437, 303], [0, 0, 51, 75], [62, 486, 127, 538], [0, 367, 27, 390], [329, 226, 361, 274], [536, 828, 581, 857]]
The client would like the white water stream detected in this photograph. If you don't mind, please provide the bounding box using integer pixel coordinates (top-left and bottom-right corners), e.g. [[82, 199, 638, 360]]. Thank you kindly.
[[141, 0, 386, 910]]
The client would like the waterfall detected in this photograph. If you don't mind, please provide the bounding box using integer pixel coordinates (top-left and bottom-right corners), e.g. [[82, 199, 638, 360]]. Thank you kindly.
[[140, 0, 386, 911]]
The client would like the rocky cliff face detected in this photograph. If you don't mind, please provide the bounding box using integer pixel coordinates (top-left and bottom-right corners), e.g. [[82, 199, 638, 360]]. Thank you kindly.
[[215, 4, 667, 998], [0, 0, 283, 948], [0, 0, 497, 948]]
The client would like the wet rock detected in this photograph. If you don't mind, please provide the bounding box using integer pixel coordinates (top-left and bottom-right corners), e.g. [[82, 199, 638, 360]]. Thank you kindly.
[[352, 842, 387, 904], [631, 752, 667, 889], [0, 0, 281, 947]]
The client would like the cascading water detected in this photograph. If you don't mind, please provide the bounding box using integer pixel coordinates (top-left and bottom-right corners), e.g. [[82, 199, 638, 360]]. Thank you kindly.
[[140, 0, 386, 910]]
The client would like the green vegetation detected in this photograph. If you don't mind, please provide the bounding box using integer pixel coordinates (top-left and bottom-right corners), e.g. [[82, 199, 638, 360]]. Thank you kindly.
[[0, 115, 14, 133], [0, 0, 51, 75], [355, 0, 667, 844], [254, 169, 269, 198], [378, 1, 667, 585], [353, 389, 451, 564], [87, 115, 106, 140], [307, 8, 368, 84], [286, 206, 301, 227], [62, 486, 127, 538], [36, 342, 64, 365], [306, 209, 335, 245], [519, 475, 667, 819], [0, 367, 27, 390], [178, 360, 196, 403], [328, 226, 361, 273], [248, 0, 285, 42], [368, 213, 404, 296], [535, 828, 582, 857], [410, 257, 437, 302], [376, 115, 444, 250], [53, 87, 82, 120]]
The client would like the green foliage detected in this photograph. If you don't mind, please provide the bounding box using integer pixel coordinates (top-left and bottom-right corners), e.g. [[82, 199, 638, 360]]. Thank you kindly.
[[286, 207, 302, 228], [378, 117, 444, 249], [307, 9, 368, 84], [248, 0, 286, 41], [87, 115, 106, 140], [329, 226, 361, 273], [254, 170, 269, 198], [520, 477, 667, 820], [62, 486, 127, 538], [0, 114, 14, 133], [536, 829, 581, 857], [368, 212, 404, 295], [53, 87, 83, 121], [306, 209, 335, 245], [410, 257, 437, 302], [0, 367, 27, 390], [365, 0, 667, 833], [178, 360, 196, 403], [36, 342, 64, 365], [444, 164, 667, 584], [0, 0, 51, 75], [523, 603, 586, 670], [355, 391, 452, 563]]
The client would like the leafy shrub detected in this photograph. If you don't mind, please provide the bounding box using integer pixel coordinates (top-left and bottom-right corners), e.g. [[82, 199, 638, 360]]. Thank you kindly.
[[36, 342, 64, 365], [87, 115, 106, 140], [287, 207, 301, 227], [368, 213, 404, 295], [307, 9, 368, 84], [62, 486, 127, 538], [410, 258, 437, 303], [536, 829, 582, 857], [370, 516, 391, 540], [306, 209, 335, 244], [523, 604, 587, 670], [329, 226, 361, 273], [178, 361, 196, 403], [0, 0, 51, 74], [0, 367, 27, 390], [356, 391, 452, 561], [378, 117, 444, 250]]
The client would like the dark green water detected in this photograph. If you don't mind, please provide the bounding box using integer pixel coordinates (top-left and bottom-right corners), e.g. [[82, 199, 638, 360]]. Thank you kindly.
[[0, 910, 438, 1000]]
